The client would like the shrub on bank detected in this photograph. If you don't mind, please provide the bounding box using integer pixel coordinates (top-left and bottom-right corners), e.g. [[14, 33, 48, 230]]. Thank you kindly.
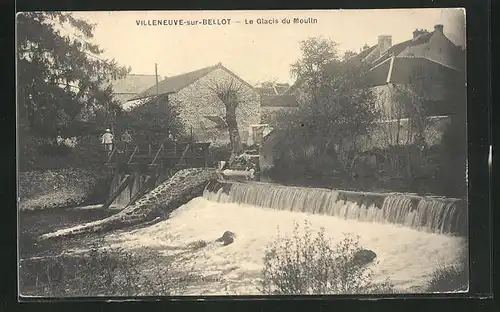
[[259, 222, 395, 295], [18, 135, 109, 172], [19, 240, 190, 297], [426, 249, 468, 293], [18, 168, 111, 211]]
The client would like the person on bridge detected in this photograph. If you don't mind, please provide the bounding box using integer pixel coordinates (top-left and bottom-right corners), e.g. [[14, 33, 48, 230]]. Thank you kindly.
[[101, 129, 114, 156], [121, 129, 132, 152]]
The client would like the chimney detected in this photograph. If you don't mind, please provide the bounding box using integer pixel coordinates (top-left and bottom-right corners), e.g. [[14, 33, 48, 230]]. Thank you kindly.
[[434, 24, 444, 33], [413, 29, 428, 39], [378, 35, 392, 55]]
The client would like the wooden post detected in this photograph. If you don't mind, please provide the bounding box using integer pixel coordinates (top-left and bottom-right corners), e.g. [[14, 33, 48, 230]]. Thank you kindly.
[[204, 145, 209, 167], [155, 63, 159, 108]]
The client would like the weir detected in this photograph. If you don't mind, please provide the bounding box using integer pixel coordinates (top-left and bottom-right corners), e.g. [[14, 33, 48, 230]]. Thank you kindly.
[[203, 181, 467, 236]]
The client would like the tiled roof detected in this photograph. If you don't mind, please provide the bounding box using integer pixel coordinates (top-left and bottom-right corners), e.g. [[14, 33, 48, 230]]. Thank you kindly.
[[408, 31, 434, 47], [255, 83, 291, 96], [261, 95, 299, 107], [131, 63, 254, 100], [106, 74, 160, 104], [255, 86, 277, 96], [108, 74, 159, 93], [370, 39, 413, 67], [359, 56, 462, 88], [132, 65, 219, 100], [346, 45, 378, 63], [370, 32, 434, 67], [282, 79, 304, 95], [275, 84, 290, 95]]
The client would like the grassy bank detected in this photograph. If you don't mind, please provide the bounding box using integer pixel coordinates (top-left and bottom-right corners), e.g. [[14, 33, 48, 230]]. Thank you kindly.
[[18, 167, 111, 211]]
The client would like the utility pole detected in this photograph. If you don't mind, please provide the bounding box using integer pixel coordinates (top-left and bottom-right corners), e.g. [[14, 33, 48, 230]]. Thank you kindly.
[[154, 63, 160, 141], [155, 63, 160, 109]]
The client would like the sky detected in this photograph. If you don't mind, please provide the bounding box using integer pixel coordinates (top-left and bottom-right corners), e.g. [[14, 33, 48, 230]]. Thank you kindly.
[[69, 9, 466, 85]]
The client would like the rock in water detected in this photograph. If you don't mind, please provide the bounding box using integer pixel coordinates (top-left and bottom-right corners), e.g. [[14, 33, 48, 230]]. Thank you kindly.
[[352, 249, 377, 266], [215, 231, 236, 246], [39, 168, 218, 241]]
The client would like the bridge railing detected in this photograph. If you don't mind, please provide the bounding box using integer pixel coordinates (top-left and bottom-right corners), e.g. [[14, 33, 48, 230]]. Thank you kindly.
[[109, 141, 210, 164]]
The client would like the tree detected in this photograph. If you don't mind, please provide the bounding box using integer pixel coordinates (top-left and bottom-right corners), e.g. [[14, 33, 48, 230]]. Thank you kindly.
[[274, 37, 379, 179], [16, 12, 130, 138], [117, 96, 185, 144], [208, 78, 251, 165], [290, 37, 339, 100], [343, 50, 358, 62]]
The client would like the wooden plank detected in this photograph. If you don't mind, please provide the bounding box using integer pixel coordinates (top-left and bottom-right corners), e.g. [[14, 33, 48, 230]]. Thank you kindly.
[[102, 174, 132, 210], [150, 143, 164, 165], [128, 146, 139, 164]]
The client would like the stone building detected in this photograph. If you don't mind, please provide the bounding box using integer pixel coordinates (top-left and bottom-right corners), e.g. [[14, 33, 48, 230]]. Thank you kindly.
[[356, 24, 465, 148], [125, 63, 260, 146], [259, 95, 299, 124], [246, 82, 299, 146], [354, 25, 465, 117]]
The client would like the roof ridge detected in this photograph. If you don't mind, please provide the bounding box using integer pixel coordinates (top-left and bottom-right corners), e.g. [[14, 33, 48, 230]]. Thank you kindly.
[[130, 63, 248, 101], [162, 64, 219, 80], [125, 74, 160, 77]]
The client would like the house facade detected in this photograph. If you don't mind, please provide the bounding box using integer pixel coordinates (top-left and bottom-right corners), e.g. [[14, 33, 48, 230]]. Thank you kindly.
[[358, 24, 465, 148], [126, 63, 260, 146], [358, 25, 465, 117]]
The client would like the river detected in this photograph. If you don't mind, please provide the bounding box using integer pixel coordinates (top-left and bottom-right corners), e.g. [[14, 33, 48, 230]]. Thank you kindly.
[[105, 195, 466, 295]]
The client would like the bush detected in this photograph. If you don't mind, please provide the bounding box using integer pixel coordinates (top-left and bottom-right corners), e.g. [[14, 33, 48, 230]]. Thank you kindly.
[[18, 168, 111, 211], [426, 249, 468, 293], [20, 239, 190, 296], [259, 222, 394, 295], [18, 135, 110, 171]]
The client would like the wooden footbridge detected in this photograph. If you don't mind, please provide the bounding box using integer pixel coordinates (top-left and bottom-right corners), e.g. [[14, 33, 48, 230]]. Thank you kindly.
[[102, 140, 211, 209]]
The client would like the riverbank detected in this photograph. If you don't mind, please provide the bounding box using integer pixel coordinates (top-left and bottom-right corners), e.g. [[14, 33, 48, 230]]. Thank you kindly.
[[18, 168, 111, 211]]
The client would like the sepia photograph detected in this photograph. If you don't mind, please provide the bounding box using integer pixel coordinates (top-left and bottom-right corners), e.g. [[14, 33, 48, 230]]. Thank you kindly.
[[17, 9, 467, 297]]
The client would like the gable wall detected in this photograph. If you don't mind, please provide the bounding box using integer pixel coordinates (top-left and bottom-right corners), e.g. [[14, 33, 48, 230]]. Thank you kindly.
[[399, 32, 460, 68], [171, 67, 260, 146]]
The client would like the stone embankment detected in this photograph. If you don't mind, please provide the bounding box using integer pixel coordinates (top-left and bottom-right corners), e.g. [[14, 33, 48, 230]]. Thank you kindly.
[[39, 168, 217, 241]]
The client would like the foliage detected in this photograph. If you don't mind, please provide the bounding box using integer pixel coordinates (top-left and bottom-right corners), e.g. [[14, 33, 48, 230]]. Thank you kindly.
[[426, 249, 468, 292], [209, 143, 232, 164], [16, 12, 130, 138], [373, 66, 466, 197], [18, 134, 111, 171], [273, 37, 379, 178], [343, 50, 358, 62], [19, 240, 190, 296], [260, 222, 395, 295], [116, 96, 186, 143], [426, 264, 468, 293], [207, 78, 251, 164], [436, 75, 467, 197], [18, 168, 111, 211]]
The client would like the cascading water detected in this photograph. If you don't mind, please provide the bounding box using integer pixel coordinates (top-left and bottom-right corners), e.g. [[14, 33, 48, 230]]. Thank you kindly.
[[204, 181, 466, 235]]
